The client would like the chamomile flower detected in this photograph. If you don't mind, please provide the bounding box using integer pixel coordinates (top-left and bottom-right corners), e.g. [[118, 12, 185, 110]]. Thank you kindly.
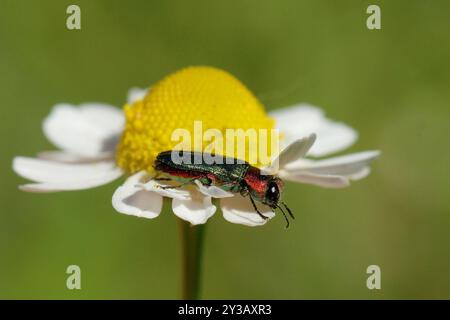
[[13, 66, 379, 227]]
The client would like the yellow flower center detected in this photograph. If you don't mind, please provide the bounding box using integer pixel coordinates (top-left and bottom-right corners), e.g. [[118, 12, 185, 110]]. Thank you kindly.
[[116, 66, 276, 174]]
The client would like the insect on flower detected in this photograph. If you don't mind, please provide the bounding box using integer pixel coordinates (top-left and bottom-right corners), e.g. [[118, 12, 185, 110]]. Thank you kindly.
[[12, 66, 380, 227], [154, 150, 295, 228]]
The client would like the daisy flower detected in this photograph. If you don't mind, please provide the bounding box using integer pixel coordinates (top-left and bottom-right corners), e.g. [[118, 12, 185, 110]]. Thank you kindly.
[[12, 66, 379, 227]]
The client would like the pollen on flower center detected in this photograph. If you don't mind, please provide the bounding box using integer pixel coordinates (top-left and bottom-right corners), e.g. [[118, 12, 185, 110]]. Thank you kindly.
[[116, 66, 276, 174]]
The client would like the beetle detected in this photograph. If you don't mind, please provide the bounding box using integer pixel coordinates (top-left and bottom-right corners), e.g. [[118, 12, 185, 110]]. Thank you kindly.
[[154, 150, 294, 228]]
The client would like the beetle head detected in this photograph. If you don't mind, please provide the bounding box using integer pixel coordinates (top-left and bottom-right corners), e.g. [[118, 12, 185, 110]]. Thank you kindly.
[[263, 177, 294, 228], [262, 177, 284, 209], [246, 174, 294, 228]]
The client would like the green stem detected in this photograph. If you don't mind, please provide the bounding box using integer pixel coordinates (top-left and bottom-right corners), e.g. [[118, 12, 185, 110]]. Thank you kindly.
[[178, 219, 205, 300]]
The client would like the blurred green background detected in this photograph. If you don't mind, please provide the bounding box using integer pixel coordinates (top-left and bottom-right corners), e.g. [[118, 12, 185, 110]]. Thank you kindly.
[[1, 0, 449, 299]]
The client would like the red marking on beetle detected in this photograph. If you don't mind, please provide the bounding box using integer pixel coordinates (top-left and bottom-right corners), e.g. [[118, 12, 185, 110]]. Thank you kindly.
[[243, 166, 269, 195], [156, 163, 207, 180]]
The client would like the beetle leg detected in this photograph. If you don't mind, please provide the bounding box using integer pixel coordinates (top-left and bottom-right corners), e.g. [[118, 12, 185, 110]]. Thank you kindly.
[[249, 196, 268, 220], [239, 183, 249, 197], [201, 176, 213, 186], [205, 174, 215, 186], [150, 173, 172, 181], [160, 179, 196, 189]]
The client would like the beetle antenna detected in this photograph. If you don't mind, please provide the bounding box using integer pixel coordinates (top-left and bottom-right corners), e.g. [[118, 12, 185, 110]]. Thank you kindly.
[[281, 201, 294, 220], [276, 204, 290, 229]]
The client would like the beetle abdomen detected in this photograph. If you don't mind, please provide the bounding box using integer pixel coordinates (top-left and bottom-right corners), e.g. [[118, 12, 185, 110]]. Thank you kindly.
[[155, 151, 249, 184]]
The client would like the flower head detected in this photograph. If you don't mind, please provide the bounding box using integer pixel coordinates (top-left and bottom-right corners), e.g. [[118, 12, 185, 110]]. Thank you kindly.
[[117, 66, 274, 173], [13, 66, 379, 227]]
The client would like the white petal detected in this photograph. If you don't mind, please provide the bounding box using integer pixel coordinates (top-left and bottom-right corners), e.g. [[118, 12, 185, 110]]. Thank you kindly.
[[127, 87, 149, 104], [270, 104, 357, 157], [284, 150, 380, 180], [18, 180, 119, 193], [37, 151, 87, 163], [141, 180, 191, 200], [348, 167, 371, 180], [37, 151, 113, 163], [13, 157, 122, 191], [43, 103, 124, 157], [78, 103, 124, 134], [279, 171, 350, 188], [112, 172, 162, 219], [194, 180, 234, 198], [18, 183, 67, 193], [266, 134, 316, 173], [172, 189, 216, 225], [221, 196, 275, 227]]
